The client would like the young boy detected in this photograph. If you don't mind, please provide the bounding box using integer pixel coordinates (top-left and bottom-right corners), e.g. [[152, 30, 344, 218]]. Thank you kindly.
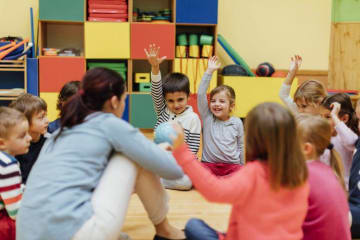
[[0, 107, 32, 240], [9, 93, 49, 184], [145, 44, 201, 191]]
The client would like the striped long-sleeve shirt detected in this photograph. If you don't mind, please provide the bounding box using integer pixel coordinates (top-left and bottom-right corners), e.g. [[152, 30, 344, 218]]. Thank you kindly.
[[151, 72, 201, 154], [0, 151, 22, 220]]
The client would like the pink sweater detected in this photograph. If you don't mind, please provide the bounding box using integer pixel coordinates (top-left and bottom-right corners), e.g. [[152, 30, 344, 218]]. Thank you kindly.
[[303, 160, 350, 240], [173, 144, 310, 240]]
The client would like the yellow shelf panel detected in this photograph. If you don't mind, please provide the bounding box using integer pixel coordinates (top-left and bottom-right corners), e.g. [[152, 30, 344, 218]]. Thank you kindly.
[[221, 76, 298, 118], [85, 22, 130, 59]]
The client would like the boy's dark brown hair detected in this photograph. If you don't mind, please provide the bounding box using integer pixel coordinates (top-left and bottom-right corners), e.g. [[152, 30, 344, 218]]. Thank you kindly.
[[9, 93, 47, 124], [245, 102, 308, 190], [162, 73, 190, 97], [0, 107, 27, 138], [57, 81, 81, 111]]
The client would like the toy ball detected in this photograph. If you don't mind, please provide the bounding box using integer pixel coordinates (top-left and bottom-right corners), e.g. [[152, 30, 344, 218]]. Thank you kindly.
[[256, 62, 275, 77], [154, 122, 177, 145]]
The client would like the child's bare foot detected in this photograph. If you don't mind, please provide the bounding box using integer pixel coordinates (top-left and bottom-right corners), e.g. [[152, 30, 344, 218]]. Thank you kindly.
[[155, 218, 185, 239]]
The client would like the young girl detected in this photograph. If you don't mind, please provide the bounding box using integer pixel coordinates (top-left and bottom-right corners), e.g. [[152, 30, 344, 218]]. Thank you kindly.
[[172, 102, 309, 240], [16, 68, 185, 240], [279, 55, 327, 114], [48, 80, 80, 133], [198, 56, 244, 176], [319, 93, 359, 189], [297, 114, 350, 240]]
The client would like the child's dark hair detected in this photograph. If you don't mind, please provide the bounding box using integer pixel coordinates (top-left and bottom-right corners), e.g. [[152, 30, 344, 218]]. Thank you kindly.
[[58, 68, 125, 139], [210, 85, 236, 105], [245, 102, 308, 190], [321, 93, 359, 135], [9, 93, 47, 124], [162, 73, 190, 97], [57, 81, 81, 111]]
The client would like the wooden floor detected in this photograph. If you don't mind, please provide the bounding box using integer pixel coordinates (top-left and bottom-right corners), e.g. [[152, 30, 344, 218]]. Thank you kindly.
[[122, 189, 231, 240]]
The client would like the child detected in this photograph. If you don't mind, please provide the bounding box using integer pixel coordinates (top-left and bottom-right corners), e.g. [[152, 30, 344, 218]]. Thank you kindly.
[[16, 68, 185, 240], [48, 80, 80, 133], [297, 114, 351, 240], [9, 93, 49, 184], [198, 56, 244, 176], [349, 139, 360, 238], [319, 93, 359, 189], [279, 55, 327, 114], [172, 102, 309, 240], [145, 44, 201, 190], [0, 107, 32, 240]]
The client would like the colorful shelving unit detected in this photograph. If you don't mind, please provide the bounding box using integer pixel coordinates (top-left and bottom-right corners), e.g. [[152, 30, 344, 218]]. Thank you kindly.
[[38, 0, 219, 128]]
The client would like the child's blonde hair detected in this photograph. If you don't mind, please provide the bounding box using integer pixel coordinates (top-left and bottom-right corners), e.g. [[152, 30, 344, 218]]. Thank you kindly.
[[297, 114, 346, 190], [294, 80, 327, 106], [0, 107, 27, 138], [9, 93, 47, 124], [245, 102, 308, 190], [210, 85, 236, 105]]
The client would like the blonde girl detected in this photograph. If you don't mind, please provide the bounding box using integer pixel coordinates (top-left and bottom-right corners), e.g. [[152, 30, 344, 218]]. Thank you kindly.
[[279, 55, 327, 114], [297, 114, 350, 240]]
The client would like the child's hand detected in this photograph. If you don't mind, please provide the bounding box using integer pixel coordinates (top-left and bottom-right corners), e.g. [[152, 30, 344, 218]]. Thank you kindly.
[[330, 102, 341, 124], [206, 56, 221, 75], [170, 122, 185, 150], [144, 44, 167, 74], [289, 55, 302, 74]]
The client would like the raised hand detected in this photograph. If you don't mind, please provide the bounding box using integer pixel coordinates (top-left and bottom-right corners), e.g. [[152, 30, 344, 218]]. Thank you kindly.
[[289, 55, 302, 74], [330, 102, 341, 119], [206, 56, 221, 74], [144, 44, 167, 73]]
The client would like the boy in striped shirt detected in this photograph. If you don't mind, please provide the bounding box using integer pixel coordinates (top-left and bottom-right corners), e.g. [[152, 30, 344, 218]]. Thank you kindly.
[[0, 107, 31, 240], [145, 44, 201, 191]]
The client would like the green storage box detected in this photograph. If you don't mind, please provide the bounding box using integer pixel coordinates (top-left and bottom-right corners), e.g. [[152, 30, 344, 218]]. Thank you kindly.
[[139, 82, 151, 92]]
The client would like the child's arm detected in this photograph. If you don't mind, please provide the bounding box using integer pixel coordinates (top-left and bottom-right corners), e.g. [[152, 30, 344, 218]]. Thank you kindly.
[[279, 55, 302, 112], [237, 119, 245, 165], [106, 117, 184, 180], [145, 44, 167, 116], [197, 56, 221, 119], [171, 124, 252, 204], [0, 159, 22, 220], [186, 116, 201, 154], [331, 102, 358, 150]]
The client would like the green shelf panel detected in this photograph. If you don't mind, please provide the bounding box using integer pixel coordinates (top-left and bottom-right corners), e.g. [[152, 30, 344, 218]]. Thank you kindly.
[[39, 0, 85, 22], [130, 94, 157, 129], [332, 0, 360, 22]]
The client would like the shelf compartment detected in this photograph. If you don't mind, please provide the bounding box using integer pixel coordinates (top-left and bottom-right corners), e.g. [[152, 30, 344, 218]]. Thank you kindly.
[[131, 23, 175, 59], [85, 22, 130, 58], [39, 57, 86, 92], [39, 0, 85, 22], [39, 21, 85, 57]]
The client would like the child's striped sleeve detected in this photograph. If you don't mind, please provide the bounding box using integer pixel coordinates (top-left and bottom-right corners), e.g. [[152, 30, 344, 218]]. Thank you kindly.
[[0, 153, 22, 220]]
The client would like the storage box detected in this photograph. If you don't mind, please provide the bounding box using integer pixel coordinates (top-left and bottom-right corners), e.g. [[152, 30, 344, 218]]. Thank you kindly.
[[135, 73, 150, 83], [139, 82, 151, 92]]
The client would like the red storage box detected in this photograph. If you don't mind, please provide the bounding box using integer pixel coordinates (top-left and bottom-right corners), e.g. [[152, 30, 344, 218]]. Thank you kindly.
[[89, 13, 128, 18], [89, 3, 127, 9], [89, 8, 127, 13], [88, 17, 127, 22]]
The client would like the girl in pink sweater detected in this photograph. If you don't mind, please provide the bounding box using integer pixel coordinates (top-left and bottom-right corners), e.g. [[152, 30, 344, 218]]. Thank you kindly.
[[319, 93, 359, 189], [172, 102, 309, 240], [297, 114, 351, 240]]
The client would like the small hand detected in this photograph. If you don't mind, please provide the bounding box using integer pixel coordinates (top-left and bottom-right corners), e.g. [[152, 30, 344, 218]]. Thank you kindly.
[[289, 55, 302, 74], [330, 102, 341, 118], [206, 56, 221, 74], [144, 44, 167, 68], [170, 122, 185, 150]]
